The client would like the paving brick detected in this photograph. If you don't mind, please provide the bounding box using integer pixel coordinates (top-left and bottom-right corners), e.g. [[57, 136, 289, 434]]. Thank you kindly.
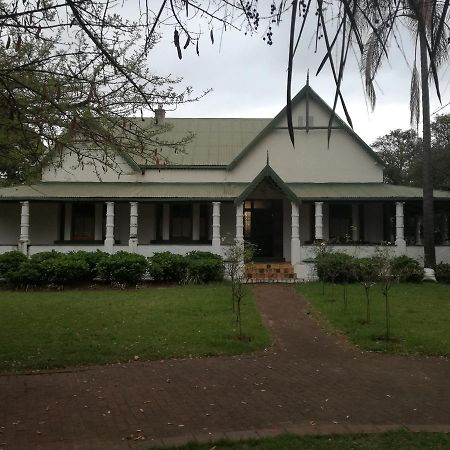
[[1, 286, 450, 449]]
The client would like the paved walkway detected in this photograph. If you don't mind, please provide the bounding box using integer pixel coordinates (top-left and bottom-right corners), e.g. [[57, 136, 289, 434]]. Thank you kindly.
[[1, 285, 449, 450]]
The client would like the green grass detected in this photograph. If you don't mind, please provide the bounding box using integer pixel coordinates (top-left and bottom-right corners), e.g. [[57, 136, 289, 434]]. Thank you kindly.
[[296, 282, 450, 356], [151, 430, 450, 449], [0, 284, 270, 372]]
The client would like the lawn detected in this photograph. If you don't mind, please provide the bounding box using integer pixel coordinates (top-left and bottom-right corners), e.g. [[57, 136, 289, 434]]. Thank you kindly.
[[297, 282, 450, 356], [0, 284, 270, 372], [150, 430, 450, 450]]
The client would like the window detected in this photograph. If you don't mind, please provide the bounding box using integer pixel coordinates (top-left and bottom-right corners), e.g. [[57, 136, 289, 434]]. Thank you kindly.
[[170, 204, 192, 240], [71, 203, 95, 241]]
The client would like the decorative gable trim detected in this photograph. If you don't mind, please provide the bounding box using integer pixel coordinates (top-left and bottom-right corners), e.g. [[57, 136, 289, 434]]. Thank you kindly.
[[234, 164, 298, 205]]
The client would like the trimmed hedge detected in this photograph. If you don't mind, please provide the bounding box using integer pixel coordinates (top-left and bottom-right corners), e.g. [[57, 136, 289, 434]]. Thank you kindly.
[[0, 251, 27, 278], [184, 251, 224, 283], [316, 252, 357, 283], [436, 263, 450, 283], [97, 251, 148, 285], [390, 255, 423, 282], [148, 252, 187, 282]]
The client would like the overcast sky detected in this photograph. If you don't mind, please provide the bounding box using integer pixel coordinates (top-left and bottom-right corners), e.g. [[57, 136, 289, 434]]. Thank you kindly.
[[147, 5, 450, 145]]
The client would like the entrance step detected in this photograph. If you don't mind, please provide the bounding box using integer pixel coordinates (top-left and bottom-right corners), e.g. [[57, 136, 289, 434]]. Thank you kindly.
[[245, 262, 297, 283]]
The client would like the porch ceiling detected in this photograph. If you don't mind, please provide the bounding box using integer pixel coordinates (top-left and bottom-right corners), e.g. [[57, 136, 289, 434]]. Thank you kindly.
[[0, 182, 449, 202]]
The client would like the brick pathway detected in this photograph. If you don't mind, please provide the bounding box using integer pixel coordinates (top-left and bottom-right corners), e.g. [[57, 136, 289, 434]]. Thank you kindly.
[[1, 285, 449, 450]]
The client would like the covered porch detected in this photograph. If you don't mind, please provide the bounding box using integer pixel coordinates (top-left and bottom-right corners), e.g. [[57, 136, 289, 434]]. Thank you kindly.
[[1, 181, 450, 279]]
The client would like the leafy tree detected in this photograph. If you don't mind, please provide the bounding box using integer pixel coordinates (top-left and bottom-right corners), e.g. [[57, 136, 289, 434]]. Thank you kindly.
[[373, 115, 450, 191], [372, 129, 421, 185]]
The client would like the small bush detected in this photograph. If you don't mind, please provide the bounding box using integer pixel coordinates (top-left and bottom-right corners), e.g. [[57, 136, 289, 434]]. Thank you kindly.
[[0, 251, 27, 277], [436, 263, 450, 283], [5, 261, 43, 288], [68, 250, 109, 281], [355, 256, 384, 283], [390, 255, 423, 282], [97, 251, 148, 285], [185, 251, 224, 284], [40, 256, 90, 285], [316, 252, 357, 283], [148, 252, 187, 282]]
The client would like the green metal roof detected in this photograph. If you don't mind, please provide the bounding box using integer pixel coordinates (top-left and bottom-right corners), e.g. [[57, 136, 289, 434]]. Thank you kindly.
[[0, 182, 246, 201], [1, 182, 449, 202], [289, 183, 450, 200], [134, 118, 270, 167]]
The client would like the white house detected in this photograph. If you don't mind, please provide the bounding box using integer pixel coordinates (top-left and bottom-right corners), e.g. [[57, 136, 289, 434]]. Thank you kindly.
[[1, 84, 449, 279]]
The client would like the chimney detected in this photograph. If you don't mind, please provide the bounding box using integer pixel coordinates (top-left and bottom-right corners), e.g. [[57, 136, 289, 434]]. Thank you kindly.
[[155, 104, 165, 124]]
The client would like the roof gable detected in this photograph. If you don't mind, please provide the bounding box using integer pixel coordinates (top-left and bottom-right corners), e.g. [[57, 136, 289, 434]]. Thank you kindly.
[[227, 85, 384, 170]]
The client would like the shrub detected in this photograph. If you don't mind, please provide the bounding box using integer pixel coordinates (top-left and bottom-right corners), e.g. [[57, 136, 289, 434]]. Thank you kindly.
[[185, 251, 224, 284], [0, 251, 27, 277], [68, 250, 109, 281], [436, 263, 450, 283], [315, 252, 357, 283], [148, 252, 187, 282], [30, 250, 65, 264], [5, 261, 43, 288], [390, 255, 423, 282], [97, 251, 148, 285], [355, 256, 384, 283], [40, 255, 90, 285]]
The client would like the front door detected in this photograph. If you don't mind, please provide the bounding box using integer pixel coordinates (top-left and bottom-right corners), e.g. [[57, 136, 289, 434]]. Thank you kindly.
[[244, 200, 283, 259]]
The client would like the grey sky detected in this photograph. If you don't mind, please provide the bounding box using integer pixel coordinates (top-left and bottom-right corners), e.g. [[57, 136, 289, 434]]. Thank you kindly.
[[146, 4, 450, 145]]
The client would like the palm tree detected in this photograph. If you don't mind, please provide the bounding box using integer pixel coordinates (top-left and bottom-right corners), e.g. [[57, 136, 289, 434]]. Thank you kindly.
[[360, 0, 449, 269]]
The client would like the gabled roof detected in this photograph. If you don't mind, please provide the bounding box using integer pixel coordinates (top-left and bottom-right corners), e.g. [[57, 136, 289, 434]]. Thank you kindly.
[[227, 84, 385, 170], [234, 164, 299, 204]]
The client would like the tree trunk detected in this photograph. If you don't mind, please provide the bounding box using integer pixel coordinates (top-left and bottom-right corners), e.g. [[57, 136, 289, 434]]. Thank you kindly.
[[419, 27, 436, 268]]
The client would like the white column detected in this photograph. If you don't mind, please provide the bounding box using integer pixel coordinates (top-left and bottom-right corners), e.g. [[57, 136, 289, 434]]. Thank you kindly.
[[162, 204, 170, 241], [291, 201, 301, 266], [64, 203, 72, 241], [351, 203, 360, 242], [235, 202, 244, 244], [104, 201, 115, 253], [18, 201, 30, 255], [314, 202, 323, 241], [94, 203, 103, 241], [395, 201, 406, 255], [416, 216, 423, 245], [212, 201, 221, 253], [129, 202, 138, 253], [192, 203, 200, 241]]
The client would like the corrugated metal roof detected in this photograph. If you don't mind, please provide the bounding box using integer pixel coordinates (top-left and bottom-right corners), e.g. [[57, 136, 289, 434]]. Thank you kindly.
[[1, 182, 449, 201], [133, 118, 270, 166], [289, 183, 450, 200], [0, 182, 246, 201]]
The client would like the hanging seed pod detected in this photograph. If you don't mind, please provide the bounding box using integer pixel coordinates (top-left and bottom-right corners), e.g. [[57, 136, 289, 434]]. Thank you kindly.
[[173, 29, 182, 59], [183, 35, 190, 49], [6, 35, 10, 49], [210, 29, 214, 44], [196, 40, 200, 56]]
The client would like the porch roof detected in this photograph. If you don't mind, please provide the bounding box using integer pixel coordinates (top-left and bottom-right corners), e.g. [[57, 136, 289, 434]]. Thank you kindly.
[[0, 182, 449, 202]]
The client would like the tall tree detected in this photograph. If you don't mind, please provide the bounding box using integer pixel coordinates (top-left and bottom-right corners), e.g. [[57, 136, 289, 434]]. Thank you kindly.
[[360, 1, 449, 268], [372, 129, 421, 185]]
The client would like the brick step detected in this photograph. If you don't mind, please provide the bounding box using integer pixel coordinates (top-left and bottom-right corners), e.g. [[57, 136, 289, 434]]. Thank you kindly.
[[245, 262, 297, 283]]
